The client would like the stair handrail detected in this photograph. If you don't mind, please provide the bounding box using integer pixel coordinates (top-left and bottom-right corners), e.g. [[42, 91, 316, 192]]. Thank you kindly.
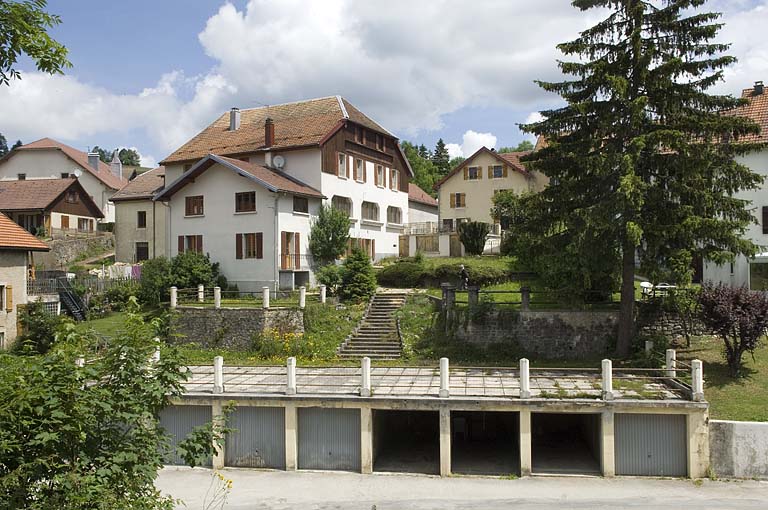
[[57, 277, 86, 319]]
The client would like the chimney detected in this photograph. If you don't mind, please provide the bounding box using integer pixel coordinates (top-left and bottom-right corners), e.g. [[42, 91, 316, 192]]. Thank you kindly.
[[229, 107, 241, 131], [755, 81, 764, 96], [110, 149, 123, 177], [265, 118, 275, 147], [87, 152, 100, 171]]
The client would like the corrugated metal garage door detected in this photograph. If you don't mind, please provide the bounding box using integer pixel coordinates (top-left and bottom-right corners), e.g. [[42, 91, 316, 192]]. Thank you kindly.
[[225, 406, 285, 469], [159, 405, 212, 466], [298, 408, 360, 471], [615, 413, 687, 476]]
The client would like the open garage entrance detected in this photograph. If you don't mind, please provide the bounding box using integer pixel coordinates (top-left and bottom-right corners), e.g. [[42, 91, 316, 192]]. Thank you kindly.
[[373, 410, 439, 474], [451, 411, 520, 476], [532, 412, 601, 475]]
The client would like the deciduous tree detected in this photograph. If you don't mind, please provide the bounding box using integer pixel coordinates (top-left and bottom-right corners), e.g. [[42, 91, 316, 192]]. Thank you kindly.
[[521, 0, 763, 357]]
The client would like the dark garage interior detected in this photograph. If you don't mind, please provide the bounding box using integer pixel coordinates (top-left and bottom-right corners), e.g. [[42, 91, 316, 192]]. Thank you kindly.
[[373, 410, 440, 474], [451, 411, 520, 476], [532, 412, 602, 475]]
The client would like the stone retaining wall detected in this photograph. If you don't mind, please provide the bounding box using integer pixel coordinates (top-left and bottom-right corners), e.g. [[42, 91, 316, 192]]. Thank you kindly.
[[172, 307, 304, 350], [710, 420, 768, 479], [37, 234, 114, 269], [450, 308, 618, 360]]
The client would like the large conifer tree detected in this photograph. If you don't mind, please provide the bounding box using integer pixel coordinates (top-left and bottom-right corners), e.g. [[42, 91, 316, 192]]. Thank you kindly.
[[522, 0, 763, 357]]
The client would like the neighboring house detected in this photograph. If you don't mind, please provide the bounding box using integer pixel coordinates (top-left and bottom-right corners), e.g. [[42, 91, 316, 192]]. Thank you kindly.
[[0, 178, 104, 235], [155, 154, 324, 290], [434, 147, 548, 232], [111, 167, 167, 263], [0, 138, 127, 222], [157, 96, 413, 289], [703, 81, 768, 289], [0, 212, 50, 348], [408, 183, 439, 224]]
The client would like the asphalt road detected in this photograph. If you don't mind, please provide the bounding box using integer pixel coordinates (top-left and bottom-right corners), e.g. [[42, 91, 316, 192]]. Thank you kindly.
[[156, 467, 768, 509]]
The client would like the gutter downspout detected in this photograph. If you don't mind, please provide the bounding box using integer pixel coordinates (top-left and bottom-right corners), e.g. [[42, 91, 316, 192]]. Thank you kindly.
[[152, 200, 156, 258], [273, 193, 281, 293]]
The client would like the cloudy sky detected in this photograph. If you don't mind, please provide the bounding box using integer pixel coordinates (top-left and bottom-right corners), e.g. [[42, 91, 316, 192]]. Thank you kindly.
[[1, 0, 766, 167]]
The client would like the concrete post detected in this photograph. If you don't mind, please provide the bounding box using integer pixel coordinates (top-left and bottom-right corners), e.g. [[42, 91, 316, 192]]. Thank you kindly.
[[213, 356, 224, 394], [666, 349, 677, 378], [361, 357, 371, 397], [692, 359, 704, 402], [601, 410, 616, 477], [214, 286, 221, 309], [687, 409, 710, 479], [262, 286, 270, 309], [440, 283, 456, 311], [197, 284, 205, 303], [439, 357, 450, 398], [285, 404, 298, 471], [519, 358, 531, 399], [286, 357, 297, 395], [360, 406, 373, 474], [299, 286, 306, 309], [439, 406, 451, 477], [602, 359, 614, 400], [521, 286, 531, 311], [151, 338, 161, 364], [319, 285, 327, 304], [645, 340, 654, 355], [170, 286, 177, 309], [467, 285, 479, 308], [212, 400, 225, 469], [519, 409, 532, 476]]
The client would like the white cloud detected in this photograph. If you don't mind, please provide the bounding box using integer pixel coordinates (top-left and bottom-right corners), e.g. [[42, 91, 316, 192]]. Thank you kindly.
[[0, 0, 766, 159], [447, 130, 498, 158], [129, 147, 158, 168]]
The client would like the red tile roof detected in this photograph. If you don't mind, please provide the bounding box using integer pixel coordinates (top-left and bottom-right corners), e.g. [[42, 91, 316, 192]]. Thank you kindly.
[[111, 167, 166, 201], [723, 86, 768, 144], [6, 138, 128, 190], [0, 212, 49, 251], [161, 96, 392, 165], [408, 183, 438, 207], [156, 154, 324, 200]]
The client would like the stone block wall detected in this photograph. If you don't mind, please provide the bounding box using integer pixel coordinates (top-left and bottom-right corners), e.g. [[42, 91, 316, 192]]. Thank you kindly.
[[172, 307, 304, 350], [710, 420, 768, 479], [635, 301, 709, 339], [450, 308, 618, 360], [37, 234, 114, 269]]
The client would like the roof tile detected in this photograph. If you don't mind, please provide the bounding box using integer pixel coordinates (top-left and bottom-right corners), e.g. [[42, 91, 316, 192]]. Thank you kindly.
[[408, 183, 438, 207], [112, 167, 166, 201], [0, 212, 49, 251]]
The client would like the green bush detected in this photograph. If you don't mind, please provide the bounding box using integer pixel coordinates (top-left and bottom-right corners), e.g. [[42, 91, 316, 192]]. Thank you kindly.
[[104, 280, 141, 311], [13, 301, 68, 355], [138, 256, 172, 306], [377, 261, 426, 288], [315, 264, 343, 295], [340, 248, 377, 302], [170, 251, 218, 289], [457, 221, 490, 256]]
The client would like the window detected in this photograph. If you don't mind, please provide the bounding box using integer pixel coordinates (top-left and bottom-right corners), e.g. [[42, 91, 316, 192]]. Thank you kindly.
[[442, 219, 454, 232], [387, 206, 402, 225], [376, 134, 384, 151], [0, 284, 5, 311], [1, 284, 12, 312], [235, 191, 256, 213], [354, 158, 365, 182], [375, 165, 385, 187], [17, 173, 25, 180], [390, 169, 399, 190], [491, 165, 504, 179], [135, 242, 149, 262], [281, 231, 301, 269], [65, 190, 78, 203], [60, 215, 70, 230], [178, 235, 203, 254], [337, 153, 348, 178], [236, 232, 263, 259], [61, 172, 70, 179], [137, 211, 147, 228], [450, 193, 466, 208], [467, 166, 480, 180], [293, 196, 309, 214], [355, 126, 364, 144], [78, 218, 94, 232], [185, 195, 204, 216], [332, 196, 352, 217], [361, 201, 379, 222]]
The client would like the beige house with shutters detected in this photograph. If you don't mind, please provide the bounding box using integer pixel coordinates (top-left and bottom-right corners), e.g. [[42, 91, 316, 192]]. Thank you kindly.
[[434, 147, 548, 231]]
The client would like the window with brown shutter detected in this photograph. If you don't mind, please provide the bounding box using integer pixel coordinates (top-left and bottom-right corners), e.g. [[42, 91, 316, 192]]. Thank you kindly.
[[185, 196, 204, 216], [281, 231, 289, 269], [5, 285, 13, 312], [235, 192, 256, 213], [450, 193, 456, 208], [236, 234, 243, 259], [178, 236, 184, 254], [763, 206, 768, 234], [256, 232, 263, 259], [294, 233, 301, 269], [61, 215, 69, 230]]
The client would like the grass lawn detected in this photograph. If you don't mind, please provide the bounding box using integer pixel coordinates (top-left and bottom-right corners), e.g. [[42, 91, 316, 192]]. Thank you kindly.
[[75, 312, 128, 338], [679, 336, 768, 422]]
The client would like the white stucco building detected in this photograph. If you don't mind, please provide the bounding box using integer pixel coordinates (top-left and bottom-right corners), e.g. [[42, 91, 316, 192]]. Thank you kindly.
[[0, 138, 127, 223], [156, 96, 414, 290], [703, 81, 768, 289]]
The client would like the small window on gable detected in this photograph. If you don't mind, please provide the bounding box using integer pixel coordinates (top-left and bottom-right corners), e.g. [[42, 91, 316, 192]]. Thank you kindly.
[[185, 195, 204, 216], [293, 196, 309, 214], [337, 153, 348, 178], [65, 190, 78, 203], [468, 167, 480, 180], [235, 191, 256, 213], [492, 165, 504, 178]]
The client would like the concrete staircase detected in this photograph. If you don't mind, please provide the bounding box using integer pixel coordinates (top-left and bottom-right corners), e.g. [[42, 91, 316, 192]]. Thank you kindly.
[[338, 291, 408, 360]]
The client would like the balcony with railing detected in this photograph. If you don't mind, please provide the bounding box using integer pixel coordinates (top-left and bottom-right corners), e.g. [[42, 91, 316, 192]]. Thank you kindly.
[[280, 253, 313, 271]]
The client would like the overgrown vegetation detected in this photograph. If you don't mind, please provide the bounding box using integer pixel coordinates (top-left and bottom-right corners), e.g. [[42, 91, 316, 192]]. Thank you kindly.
[[139, 252, 225, 306], [377, 256, 519, 288], [13, 300, 67, 354]]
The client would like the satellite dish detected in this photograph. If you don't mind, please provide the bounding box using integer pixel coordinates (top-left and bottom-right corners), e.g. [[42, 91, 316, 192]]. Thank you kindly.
[[73, 169, 83, 178], [273, 155, 285, 169]]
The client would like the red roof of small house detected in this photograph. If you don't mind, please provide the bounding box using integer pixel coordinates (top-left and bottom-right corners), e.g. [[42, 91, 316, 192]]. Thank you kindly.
[[0, 178, 104, 218], [434, 147, 531, 190], [722, 84, 768, 144], [0, 212, 49, 251], [408, 183, 438, 207]]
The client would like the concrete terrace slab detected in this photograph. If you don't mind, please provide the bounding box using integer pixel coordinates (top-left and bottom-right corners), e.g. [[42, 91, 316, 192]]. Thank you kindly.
[[181, 365, 690, 401]]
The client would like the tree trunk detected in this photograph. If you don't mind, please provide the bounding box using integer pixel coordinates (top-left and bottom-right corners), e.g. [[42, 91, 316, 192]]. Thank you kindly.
[[616, 238, 636, 358]]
